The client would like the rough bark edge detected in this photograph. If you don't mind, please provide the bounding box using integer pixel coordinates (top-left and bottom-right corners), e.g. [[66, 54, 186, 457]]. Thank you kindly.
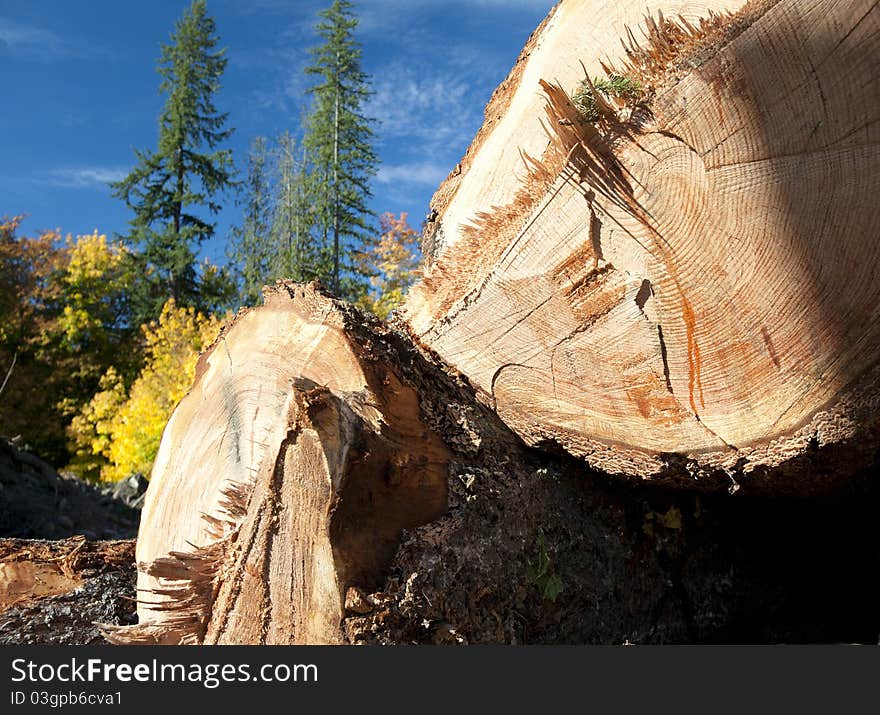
[[100, 287, 290, 646], [412, 67, 656, 340], [497, 0, 880, 492], [410, 3, 774, 336], [492, 2, 880, 494], [421, 2, 561, 264], [100, 483, 250, 645], [610, 0, 782, 96], [515, 354, 880, 497], [340, 419, 880, 645]]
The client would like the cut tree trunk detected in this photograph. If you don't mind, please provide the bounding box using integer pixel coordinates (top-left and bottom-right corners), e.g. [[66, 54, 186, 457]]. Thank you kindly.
[[409, 0, 880, 491], [104, 0, 880, 645], [106, 284, 452, 644]]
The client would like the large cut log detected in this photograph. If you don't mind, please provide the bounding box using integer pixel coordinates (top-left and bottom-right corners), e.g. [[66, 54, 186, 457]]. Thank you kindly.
[[105, 283, 880, 645], [407, 0, 880, 491], [105, 284, 451, 644]]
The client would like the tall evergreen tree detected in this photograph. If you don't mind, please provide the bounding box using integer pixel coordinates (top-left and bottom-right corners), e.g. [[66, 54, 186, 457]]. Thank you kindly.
[[302, 0, 378, 301], [112, 0, 234, 320], [271, 132, 315, 283], [229, 136, 273, 306]]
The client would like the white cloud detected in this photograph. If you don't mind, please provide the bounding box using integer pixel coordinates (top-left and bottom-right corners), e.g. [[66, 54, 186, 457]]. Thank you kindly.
[[0, 18, 60, 51], [0, 17, 113, 61], [367, 61, 484, 152], [377, 161, 452, 186], [46, 167, 128, 189], [226, 0, 551, 131]]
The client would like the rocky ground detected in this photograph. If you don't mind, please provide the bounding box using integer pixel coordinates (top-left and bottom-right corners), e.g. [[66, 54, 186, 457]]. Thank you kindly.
[[0, 437, 142, 540], [0, 538, 136, 644], [0, 437, 141, 643]]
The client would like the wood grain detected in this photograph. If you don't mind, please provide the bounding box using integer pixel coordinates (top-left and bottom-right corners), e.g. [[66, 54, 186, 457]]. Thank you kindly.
[[406, 0, 880, 485]]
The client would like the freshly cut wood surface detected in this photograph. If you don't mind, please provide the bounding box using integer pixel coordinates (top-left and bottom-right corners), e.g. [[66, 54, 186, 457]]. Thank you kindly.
[[406, 0, 880, 486], [106, 284, 449, 644], [101, 0, 880, 648], [419, 0, 748, 265]]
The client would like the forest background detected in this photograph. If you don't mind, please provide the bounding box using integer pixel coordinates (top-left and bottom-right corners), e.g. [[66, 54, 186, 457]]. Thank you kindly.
[[0, 0, 549, 482]]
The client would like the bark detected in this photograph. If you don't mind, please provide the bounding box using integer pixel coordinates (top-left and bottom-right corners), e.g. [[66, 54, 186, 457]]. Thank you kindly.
[[105, 284, 450, 644]]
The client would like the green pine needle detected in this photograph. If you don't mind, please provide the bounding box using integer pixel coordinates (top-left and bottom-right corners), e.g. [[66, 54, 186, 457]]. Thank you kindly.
[[571, 73, 644, 123]]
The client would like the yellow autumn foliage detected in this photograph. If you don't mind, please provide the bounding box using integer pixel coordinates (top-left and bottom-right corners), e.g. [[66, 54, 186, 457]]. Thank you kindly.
[[356, 212, 421, 320], [58, 231, 132, 349], [67, 299, 223, 482]]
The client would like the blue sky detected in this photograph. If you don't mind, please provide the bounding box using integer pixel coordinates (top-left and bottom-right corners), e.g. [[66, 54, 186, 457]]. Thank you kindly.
[[1, 0, 552, 265]]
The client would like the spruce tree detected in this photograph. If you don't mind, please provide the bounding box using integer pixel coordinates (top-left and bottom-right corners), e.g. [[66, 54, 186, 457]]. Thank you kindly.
[[229, 136, 273, 306], [112, 0, 234, 320], [302, 0, 378, 301]]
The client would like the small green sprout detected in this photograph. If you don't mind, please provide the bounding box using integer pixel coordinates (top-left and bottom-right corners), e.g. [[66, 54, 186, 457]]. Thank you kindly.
[[526, 528, 564, 603], [572, 73, 644, 123]]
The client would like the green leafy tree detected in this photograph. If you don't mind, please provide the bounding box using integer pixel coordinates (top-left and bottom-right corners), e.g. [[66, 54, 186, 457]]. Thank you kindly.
[[0, 219, 137, 464], [112, 0, 235, 321], [302, 0, 378, 301], [229, 136, 274, 305]]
